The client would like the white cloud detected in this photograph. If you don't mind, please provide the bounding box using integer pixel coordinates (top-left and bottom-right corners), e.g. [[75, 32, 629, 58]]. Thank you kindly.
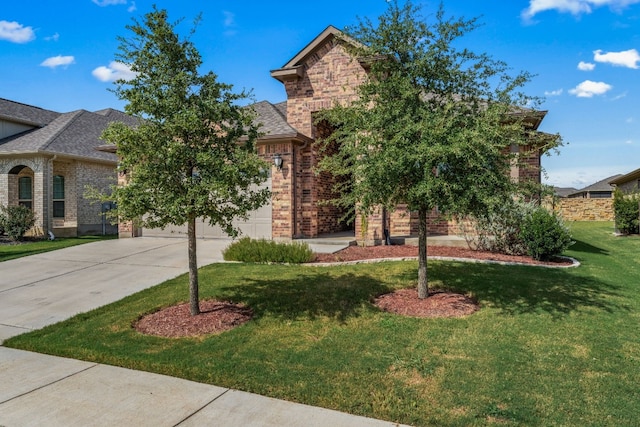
[[611, 91, 628, 100], [522, 0, 640, 20], [92, 61, 137, 82], [45, 33, 60, 42], [545, 89, 564, 96], [626, 117, 634, 123], [578, 61, 596, 71], [594, 49, 640, 69], [543, 165, 629, 188], [569, 80, 613, 97], [223, 11, 235, 27], [0, 20, 36, 43], [223, 11, 237, 36], [40, 55, 75, 69], [92, 0, 126, 6], [127, 1, 137, 12]]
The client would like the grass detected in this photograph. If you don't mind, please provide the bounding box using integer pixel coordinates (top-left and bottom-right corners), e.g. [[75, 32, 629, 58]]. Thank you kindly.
[[0, 235, 117, 262], [4, 222, 640, 426]]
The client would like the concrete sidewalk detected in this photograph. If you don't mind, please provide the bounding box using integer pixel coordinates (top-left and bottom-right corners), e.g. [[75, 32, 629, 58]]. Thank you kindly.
[[0, 347, 404, 426], [0, 237, 407, 426]]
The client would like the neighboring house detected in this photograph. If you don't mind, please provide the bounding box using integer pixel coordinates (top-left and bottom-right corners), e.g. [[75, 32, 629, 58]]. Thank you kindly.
[[567, 175, 621, 198], [609, 168, 640, 194], [140, 25, 555, 243], [553, 187, 578, 198], [0, 98, 137, 237]]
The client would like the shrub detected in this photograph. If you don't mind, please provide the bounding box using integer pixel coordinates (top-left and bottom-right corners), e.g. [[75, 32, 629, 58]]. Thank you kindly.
[[467, 200, 535, 256], [222, 237, 314, 263], [0, 207, 6, 236], [613, 189, 640, 235], [1, 205, 36, 241], [520, 207, 573, 261]]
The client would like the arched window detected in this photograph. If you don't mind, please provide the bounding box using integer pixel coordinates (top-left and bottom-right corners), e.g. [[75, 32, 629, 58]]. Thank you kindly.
[[53, 175, 65, 218], [18, 176, 32, 209]]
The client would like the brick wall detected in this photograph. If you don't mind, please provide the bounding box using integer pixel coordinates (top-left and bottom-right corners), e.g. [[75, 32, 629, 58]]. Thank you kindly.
[[116, 170, 141, 238], [76, 162, 117, 235], [518, 145, 542, 184], [282, 37, 367, 238], [258, 143, 294, 239], [355, 206, 384, 245]]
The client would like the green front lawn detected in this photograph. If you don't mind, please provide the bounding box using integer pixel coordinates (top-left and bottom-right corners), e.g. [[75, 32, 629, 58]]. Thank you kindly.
[[5, 222, 639, 426], [0, 235, 117, 262]]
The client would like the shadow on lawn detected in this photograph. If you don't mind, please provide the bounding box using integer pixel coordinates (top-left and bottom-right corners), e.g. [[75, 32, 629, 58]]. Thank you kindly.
[[217, 270, 392, 322], [428, 262, 626, 317], [569, 239, 610, 256]]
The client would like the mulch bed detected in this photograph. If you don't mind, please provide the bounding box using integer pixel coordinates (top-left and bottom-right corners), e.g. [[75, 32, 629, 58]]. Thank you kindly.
[[134, 300, 253, 338], [134, 245, 573, 338], [313, 244, 574, 267], [374, 288, 479, 318]]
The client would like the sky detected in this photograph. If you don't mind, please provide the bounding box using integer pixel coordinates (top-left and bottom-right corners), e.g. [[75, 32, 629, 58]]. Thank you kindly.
[[1, 0, 639, 189]]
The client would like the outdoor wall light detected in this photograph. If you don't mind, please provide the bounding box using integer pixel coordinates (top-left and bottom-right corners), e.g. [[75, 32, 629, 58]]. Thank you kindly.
[[273, 153, 283, 171]]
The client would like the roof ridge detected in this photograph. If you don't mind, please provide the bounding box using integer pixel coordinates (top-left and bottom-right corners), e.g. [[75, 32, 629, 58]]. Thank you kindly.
[[0, 97, 60, 114], [39, 110, 86, 152]]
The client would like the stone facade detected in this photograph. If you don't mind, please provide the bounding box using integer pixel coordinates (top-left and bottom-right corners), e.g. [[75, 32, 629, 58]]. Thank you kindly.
[[549, 198, 615, 222]]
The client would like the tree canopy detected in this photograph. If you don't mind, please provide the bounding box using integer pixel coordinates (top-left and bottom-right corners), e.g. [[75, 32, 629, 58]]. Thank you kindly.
[[102, 7, 269, 314], [317, 1, 560, 298]]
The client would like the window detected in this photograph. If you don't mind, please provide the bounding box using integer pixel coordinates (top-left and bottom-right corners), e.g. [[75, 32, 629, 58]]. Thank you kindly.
[[53, 175, 65, 218], [18, 176, 32, 209]]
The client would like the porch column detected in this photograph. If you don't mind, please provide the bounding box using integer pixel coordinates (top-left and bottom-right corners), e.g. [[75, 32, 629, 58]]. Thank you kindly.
[[0, 172, 8, 207], [32, 157, 49, 236], [355, 206, 384, 246], [262, 142, 295, 240]]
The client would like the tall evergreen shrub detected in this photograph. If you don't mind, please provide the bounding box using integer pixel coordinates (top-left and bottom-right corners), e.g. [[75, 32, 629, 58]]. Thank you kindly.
[[613, 189, 640, 235]]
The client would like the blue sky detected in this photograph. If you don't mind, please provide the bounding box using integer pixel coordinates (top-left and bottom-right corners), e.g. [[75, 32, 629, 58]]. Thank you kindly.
[[2, 0, 639, 189]]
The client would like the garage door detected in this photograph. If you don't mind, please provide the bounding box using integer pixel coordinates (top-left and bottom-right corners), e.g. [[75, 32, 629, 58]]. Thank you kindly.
[[142, 178, 272, 240]]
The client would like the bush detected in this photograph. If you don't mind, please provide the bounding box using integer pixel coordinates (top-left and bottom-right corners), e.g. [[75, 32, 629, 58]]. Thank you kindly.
[[613, 189, 640, 235], [467, 200, 535, 256], [520, 207, 573, 261], [223, 237, 314, 263], [0, 208, 6, 236], [1, 205, 36, 241]]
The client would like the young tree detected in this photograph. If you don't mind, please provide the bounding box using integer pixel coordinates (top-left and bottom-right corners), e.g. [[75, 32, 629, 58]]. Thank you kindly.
[[318, 1, 559, 298], [102, 7, 269, 315]]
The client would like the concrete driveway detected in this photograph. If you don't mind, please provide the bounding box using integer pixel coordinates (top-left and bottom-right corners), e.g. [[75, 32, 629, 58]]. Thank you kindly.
[[0, 237, 407, 427], [0, 237, 231, 342]]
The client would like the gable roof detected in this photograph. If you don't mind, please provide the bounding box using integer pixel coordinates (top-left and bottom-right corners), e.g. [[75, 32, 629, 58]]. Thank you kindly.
[[249, 101, 312, 144], [554, 187, 578, 198], [568, 174, 621, 197], [270, 26, 345, 83], [609, 168, 640, 186], [0, 98, 60, 127], [0, 106, 138, 163]]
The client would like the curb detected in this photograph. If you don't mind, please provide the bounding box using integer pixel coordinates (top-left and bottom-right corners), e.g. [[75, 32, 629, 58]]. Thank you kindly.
[[308, 255, 580, 268]]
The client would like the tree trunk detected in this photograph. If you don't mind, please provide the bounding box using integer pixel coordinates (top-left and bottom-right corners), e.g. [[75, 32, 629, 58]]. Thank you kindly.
[[187, 215, 200, 315], [417, 207, 429, 299]]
